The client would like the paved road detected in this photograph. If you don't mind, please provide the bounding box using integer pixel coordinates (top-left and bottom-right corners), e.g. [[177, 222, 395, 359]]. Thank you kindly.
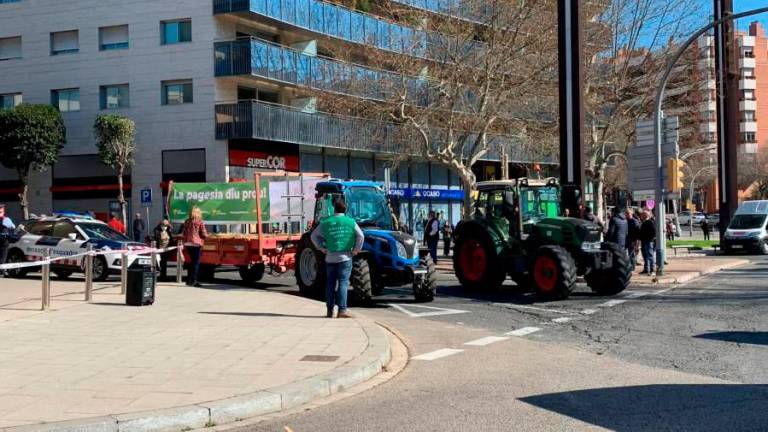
[[211, 256, 768, 431]]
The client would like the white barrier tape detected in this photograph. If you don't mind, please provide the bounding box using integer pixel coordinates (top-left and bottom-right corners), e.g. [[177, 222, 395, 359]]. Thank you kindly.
[[0, 246, 178, 271]]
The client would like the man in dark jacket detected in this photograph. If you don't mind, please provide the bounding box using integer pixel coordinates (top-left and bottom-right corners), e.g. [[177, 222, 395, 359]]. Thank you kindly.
[[625, 209, 641, 267], [639, 210, 657, 275], [606, 207, 628, 249]]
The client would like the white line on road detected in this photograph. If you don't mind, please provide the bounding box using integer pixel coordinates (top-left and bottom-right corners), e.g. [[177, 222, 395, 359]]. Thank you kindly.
[[505, 327, 542, 337], [388, 304, 471, 318], [551, 317, 574, 324], [623, 291, 649, 299], [464, 336, 510, 346], [491, 303, 573, 315], [581, 309, 598, 315], [598, 299, 627, 308], [411, 348, 464, 361]]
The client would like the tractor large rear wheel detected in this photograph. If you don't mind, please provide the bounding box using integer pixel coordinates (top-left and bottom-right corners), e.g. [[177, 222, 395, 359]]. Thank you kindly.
[[532, 246, 577, 300], [453, 231, 505, 291], [586, 242, 632, 296]]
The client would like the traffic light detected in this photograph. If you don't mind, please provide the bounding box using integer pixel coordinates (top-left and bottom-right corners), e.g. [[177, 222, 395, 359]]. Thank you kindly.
[[666, 158, 685, 193]]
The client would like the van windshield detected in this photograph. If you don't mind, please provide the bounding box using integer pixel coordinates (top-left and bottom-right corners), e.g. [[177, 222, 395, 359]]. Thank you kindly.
[[729, 214, 766, 230]]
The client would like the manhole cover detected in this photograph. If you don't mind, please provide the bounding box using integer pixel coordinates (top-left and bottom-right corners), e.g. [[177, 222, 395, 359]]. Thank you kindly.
[[300, 355, 340, 362]]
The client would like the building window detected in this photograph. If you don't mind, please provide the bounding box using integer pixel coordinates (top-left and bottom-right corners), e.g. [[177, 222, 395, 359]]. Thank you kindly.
[[99, 25, 129, 51], [744, 111, 756, 121], [51, 30, 79, 55], [0, 92, 22, 109], [161, 19, 191, 45], [100, 84, 129, 109], [162, 80, 193, 105], [744, 133, 756, 143], [0, 36, 21, 60], [51, 88, 80, 112]]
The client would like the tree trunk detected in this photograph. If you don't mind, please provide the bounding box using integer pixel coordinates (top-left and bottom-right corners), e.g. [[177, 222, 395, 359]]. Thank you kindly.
[[594, 161, 608, 223], [118, 165, 127, 233], [17, 169, 29, 220], [459, 170, 476, 220]]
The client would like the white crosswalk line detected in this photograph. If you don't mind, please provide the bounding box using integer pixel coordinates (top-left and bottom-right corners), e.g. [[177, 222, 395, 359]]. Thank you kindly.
[[581, 309, 598, 315], [464, 336, 509, 346], [505, 327, 542, 337], [624, 291, 649, 299], [598, 299, 627, 308], [551, 317, 573, 324], [411, 348, 465, 361]]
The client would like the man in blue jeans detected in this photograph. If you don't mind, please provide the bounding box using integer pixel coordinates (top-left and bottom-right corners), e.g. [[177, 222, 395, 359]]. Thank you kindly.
[[638, 209, 657, 275], [311, 198, 364, 318]]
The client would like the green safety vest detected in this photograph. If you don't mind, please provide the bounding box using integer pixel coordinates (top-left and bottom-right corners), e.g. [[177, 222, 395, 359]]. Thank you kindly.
[[321, 214, 357, 253]]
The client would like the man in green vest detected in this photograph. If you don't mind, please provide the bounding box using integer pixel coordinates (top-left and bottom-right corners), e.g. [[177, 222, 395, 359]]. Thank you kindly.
[[311, 198, 365, 318]]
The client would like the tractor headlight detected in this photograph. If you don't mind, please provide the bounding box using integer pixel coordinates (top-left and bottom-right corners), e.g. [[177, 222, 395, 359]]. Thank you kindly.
[[396, 241, 408, 258]]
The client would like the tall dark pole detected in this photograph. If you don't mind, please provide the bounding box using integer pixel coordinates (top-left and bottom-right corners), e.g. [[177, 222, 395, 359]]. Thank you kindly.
[[713, 0, 739, 236], [558, 0, 584, 216]]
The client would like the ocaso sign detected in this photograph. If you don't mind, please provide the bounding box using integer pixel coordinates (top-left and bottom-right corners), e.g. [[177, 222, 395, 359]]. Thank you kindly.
[[229, 149, 299, 171]]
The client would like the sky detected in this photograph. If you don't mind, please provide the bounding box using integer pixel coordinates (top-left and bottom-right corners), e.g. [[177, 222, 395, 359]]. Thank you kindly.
[[732, 0, 768, 32]]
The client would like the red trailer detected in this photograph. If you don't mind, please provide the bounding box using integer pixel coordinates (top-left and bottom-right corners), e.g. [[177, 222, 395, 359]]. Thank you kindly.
[[170, 172, 329, 284]]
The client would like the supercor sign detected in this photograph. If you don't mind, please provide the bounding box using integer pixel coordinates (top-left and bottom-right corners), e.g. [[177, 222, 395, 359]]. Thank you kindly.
[[229, 149, 299, 171]]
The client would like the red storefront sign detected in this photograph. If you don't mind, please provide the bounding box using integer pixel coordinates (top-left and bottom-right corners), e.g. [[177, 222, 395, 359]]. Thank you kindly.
[[229, 149, 300, 171]]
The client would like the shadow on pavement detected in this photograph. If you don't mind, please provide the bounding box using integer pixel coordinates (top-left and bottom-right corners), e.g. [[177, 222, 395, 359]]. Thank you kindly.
[[199, 311, 327, 319], [520, 384, 768, 431], [694, 331, 768, 346]]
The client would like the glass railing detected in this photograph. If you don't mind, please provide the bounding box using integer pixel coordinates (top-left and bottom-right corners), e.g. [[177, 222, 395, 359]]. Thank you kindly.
[[214, 38, 429, 103], [214, 100, 555, 163], [389, 0, 491, 24], [213, 0, 447, 59]]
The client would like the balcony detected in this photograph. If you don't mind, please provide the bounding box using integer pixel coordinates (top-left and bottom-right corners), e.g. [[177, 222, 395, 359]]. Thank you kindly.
[[740, 57, 756, 69], [740, 121, 758, 133], [741, 143, 758, 154], [699, 101, 716, 112], [389, 0, 491, 24], [214, 38, 427, 102], [739, 78, 757, 90], [739, 35, 755, 47], [212, 0, 441, 59], [740, 99, 757, 111], [700, 122, 717, 134], [214, 100, 553, 162]]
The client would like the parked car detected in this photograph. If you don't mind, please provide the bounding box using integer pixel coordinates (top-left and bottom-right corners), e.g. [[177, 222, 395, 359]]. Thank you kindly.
[[705, 213, 720, 228], [678, 211, 705, 226]]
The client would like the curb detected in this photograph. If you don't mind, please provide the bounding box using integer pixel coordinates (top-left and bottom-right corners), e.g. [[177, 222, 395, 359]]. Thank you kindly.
[[2, 318, 391, 432], [633, 259, 750, 285]]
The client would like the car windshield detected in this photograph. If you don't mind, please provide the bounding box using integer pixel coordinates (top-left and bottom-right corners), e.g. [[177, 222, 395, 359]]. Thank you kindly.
[[729, 214, 766, 230], [78, 223, 130, 241], [520, 186, 560, 223], [345, 187, 394, 230]]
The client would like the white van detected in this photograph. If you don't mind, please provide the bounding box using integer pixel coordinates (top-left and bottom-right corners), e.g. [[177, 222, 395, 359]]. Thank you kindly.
[[723, 200, 768, 255]]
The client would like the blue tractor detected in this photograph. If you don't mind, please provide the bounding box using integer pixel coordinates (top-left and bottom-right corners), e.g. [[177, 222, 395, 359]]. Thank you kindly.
[[295, 180, 437, 303]]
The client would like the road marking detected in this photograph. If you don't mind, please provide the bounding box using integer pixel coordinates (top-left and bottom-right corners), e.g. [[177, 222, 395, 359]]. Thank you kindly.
[[598, 299, 627, 307], [492, 303, 573, 315], [505, 327, 542, 337], [388, 304, 470, 318], [623, 291, 649, 299], [551, 317, 574, 324], [411, 348, 464, 361], [464, 336, 509, 346], [581, 309, 598, 315]]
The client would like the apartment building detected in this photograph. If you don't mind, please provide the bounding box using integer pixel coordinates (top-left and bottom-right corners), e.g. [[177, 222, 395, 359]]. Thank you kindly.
[[0, 0, 546, 229]]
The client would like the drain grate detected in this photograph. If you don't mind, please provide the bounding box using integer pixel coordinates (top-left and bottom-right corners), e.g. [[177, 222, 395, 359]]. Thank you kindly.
[[300, 355, 340, 362]]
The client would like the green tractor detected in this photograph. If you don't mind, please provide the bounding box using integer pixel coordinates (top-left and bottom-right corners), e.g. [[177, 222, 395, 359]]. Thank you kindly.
[[453, 178, 631, 299]]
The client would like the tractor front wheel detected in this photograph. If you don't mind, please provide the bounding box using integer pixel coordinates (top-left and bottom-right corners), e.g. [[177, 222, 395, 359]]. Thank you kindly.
[[295, 237, 326, 299], [413, 256, 437, 302], [350, 257, 373, 306], [586, 242, 632, 296], [453, 233, 505, 291], [532, 246, 577, 300]]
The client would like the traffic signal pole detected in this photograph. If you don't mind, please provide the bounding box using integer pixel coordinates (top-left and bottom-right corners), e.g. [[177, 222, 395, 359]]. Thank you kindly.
[[558, 0, 584, 217]]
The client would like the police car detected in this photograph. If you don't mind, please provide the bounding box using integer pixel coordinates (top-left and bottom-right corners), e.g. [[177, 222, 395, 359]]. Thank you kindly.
[[5, 213, 156, 281]]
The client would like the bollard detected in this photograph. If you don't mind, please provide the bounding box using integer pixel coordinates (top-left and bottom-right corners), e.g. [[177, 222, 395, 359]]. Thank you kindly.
[[176, 241, 183, 285], [41, 248, 51, 311], [121, 252, 128, 295], [84, 244, 93, 302]]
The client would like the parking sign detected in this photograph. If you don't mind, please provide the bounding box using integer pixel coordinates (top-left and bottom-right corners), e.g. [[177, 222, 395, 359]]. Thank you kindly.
[[140, 188, 152, 207]]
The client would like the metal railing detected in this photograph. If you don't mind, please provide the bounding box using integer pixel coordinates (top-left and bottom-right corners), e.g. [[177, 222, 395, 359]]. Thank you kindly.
[[214, 38, 427, 102], [214, 100, 556, 163]]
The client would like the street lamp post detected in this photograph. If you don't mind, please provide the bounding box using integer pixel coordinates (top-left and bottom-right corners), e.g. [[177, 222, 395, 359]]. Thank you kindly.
[[653, 6, 768, 275]]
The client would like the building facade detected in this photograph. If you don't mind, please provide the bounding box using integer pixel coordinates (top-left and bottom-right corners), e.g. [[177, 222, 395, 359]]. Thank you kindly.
[[0, 0, 550, 232]]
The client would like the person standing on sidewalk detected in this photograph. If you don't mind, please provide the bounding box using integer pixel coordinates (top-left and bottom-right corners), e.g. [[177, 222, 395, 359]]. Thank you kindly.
[[701, 219, 711, 241], [425, 211, 440, 263], [182, 206, 208, 287], [153, 218, 172, 281], [639, 210, 656, 275], [0, 203, 15, 278], [311, 198, 364, 318], [132, 212, 146, 243], [443, 222, 453, 256], [606, 207, 628, 249], [625, 209, 640, 267]]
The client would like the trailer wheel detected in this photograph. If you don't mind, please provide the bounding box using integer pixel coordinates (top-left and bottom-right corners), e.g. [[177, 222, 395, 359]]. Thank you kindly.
[[413, 256, 437, 303], [349, 257, 373, 306], [239, 263, 265, 285], [586, 242, 632, 296], [532, 245, 577, 300], [295, 238, 326, 299]]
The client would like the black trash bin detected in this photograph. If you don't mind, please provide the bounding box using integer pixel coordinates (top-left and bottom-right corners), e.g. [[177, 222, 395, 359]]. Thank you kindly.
[[126, 267, 155, 306]]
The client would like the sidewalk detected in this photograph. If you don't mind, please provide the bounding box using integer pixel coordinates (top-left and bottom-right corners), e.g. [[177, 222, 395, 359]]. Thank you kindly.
[[0, 277, 390, 431]]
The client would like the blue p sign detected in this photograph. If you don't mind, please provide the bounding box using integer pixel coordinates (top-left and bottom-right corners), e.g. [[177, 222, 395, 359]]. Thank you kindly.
[[140, 188, 152, 207]]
